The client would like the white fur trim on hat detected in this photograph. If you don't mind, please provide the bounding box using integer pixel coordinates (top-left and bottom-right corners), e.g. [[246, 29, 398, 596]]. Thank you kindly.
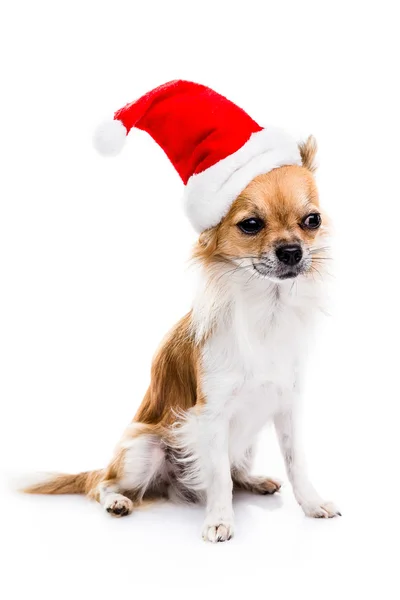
[[183, 127, 302, 232]]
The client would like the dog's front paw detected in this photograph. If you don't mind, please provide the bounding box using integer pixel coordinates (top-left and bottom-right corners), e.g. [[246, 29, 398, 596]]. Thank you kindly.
[[202, 516, 234, 543], [302, 500, 341, 519]]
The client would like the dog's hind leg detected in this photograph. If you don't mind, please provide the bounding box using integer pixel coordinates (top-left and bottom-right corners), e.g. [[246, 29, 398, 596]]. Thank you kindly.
[[88, 423, 166, 517], [231, 446, 281, 495]]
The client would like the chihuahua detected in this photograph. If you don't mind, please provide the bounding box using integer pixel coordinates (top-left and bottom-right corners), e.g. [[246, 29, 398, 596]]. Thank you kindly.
[[23, 142, 340, 541], [23, 80, 340, 542]]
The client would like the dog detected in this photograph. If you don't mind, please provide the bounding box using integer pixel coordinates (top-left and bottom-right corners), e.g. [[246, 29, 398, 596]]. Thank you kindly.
[[22, 81, 340, 542]]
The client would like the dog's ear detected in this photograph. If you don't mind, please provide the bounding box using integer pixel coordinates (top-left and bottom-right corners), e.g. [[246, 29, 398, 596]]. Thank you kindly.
[[195, 226, 219, 262], [298, 135, 318, 173], [198, 227, 218, 252]]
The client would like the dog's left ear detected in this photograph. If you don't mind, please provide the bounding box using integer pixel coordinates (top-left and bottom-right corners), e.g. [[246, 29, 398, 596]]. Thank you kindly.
[[298, 135, 318, 173]]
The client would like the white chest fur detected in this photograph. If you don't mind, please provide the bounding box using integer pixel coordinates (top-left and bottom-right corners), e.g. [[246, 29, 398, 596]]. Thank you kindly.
[[191, 268, 324, 464]]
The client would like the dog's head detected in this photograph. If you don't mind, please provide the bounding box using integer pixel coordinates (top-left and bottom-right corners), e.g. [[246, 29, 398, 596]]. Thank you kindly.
[[195, 136, 329, 283]]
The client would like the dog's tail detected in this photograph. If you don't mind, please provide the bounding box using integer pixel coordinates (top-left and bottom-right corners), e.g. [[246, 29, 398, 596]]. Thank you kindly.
[[18, 470, 103, 495]]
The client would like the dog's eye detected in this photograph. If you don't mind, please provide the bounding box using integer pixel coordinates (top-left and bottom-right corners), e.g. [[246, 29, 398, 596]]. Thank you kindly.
[[237, 218, 265, 235], [302, 213, 321, 229]]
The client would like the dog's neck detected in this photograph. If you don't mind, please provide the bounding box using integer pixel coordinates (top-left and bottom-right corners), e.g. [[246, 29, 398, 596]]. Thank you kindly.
[[191, 260, 326, 344]]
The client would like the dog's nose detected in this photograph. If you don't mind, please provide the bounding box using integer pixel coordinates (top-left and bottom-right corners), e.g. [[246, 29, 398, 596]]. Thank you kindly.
[[276, 244, 303, 266]]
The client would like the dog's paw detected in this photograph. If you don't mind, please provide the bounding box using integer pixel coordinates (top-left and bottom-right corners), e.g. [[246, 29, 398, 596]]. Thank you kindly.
[[202, 516, 234, 543], [302, 500, 341, 519], [251, 477, 282, 495], [104, 494, 133, 517], [234, 475, 282, 495]]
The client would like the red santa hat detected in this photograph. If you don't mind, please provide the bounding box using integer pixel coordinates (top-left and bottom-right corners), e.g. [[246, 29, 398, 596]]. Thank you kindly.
[[93, 80, 302, 232]]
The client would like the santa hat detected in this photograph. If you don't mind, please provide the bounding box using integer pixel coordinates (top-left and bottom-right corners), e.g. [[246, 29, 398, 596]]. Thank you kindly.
[[94, 80, 302, 232]]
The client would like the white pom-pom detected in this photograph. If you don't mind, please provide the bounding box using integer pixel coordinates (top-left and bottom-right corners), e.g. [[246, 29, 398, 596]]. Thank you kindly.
[[93, 119, 127, 156]]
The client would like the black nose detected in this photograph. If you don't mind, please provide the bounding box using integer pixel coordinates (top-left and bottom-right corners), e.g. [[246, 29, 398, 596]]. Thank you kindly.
[[276, 244, 303, 266]]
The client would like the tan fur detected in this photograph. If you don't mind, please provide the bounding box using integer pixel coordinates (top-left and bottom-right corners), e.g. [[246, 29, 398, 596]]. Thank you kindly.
[[23, 470, 103, 495], [233, 475, 281, 495], [194, 165, 324, 268], [134, 313, 200, 426], [298, 135, 318, 173], [23, 162, 327, 510]]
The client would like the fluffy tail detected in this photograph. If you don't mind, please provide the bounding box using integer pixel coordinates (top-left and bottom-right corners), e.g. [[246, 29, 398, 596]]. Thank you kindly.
[[20, 470, 103, 495]]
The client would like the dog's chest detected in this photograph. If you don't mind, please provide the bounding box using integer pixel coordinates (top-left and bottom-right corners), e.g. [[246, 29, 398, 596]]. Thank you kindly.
[[199, 290, 313, 461], [201, 286, 313, 417]]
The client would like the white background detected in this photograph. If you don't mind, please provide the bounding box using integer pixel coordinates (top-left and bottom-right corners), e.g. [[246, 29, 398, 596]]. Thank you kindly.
[[1, 1, 399, 597]]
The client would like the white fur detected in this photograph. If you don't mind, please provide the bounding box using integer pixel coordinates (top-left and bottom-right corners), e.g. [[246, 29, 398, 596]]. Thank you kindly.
[[175, 261, 339, 539], [184, 127, 302, 232], [93, 119, 127, 156], [120, 424, 165, 498], [98, 482, 134, 516]]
